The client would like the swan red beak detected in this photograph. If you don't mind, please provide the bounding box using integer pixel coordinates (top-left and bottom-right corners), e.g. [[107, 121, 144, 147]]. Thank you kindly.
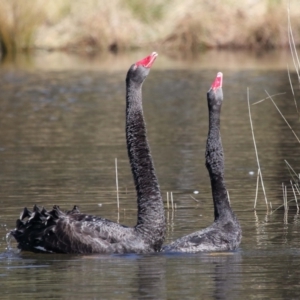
[[135, 52, 158, 68], [211, 72, 223, 90]]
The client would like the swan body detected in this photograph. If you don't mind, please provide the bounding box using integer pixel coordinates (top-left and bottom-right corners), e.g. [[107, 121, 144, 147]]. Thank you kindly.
[[163, 72, 242, 253], [10, 52, 166, 254]]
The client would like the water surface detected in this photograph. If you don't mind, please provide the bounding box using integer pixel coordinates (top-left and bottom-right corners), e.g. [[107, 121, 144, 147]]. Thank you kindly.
[[1, 51, 300, 299]]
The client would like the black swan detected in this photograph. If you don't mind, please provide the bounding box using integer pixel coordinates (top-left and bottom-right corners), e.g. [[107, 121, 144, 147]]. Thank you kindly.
[[163, 72, 242, 253], [9, 52, 166, 254]]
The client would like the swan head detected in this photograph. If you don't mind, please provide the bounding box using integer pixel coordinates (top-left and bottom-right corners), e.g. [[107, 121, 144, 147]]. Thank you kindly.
[[207, 72, 223, 109], [127, 52, 158, 85]]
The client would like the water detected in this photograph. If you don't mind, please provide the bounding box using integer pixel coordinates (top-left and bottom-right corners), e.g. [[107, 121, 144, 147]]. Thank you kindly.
[[1, 51, 300, 299]]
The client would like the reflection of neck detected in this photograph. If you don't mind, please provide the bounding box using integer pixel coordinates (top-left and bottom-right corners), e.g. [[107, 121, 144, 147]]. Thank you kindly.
[[126, 79, 165, 234], [206, 103, 232, 221]]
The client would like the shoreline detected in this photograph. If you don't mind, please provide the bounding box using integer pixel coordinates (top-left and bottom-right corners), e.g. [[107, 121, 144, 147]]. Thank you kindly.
[[0, 49, 296, 72]]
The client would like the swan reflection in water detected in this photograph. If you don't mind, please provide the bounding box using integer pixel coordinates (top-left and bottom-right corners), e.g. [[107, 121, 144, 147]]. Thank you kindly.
[[12, 252, 240, 299]]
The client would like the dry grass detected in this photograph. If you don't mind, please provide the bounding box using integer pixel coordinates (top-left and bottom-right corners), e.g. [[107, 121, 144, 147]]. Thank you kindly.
[[159, 0, 300, 53], [0, 0, 45, 55], [0, 0, 300, 55]]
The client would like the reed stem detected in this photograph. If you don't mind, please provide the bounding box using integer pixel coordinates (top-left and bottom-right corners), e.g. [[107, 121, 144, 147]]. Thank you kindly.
[[247, 88, 268, 209]]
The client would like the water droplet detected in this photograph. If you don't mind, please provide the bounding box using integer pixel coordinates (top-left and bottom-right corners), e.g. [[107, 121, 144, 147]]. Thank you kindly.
[[6, 232, 12, 250]]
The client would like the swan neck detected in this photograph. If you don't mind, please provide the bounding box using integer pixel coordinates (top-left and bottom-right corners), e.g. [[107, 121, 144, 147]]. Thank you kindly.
[[206, 107, 232, 221], [126, 80, 165, 235]]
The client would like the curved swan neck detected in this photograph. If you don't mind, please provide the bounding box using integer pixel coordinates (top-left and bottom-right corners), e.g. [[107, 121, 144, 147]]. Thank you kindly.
[[126, 79, 164, 231], [206, 98, 232, 221]]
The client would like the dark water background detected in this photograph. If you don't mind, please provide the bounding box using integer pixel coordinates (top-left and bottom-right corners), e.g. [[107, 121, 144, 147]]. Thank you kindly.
[[1, 50, 300, 299]]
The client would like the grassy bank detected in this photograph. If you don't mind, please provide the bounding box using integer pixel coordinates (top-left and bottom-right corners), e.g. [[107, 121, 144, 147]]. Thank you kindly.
[[0, 0, 300, 56]]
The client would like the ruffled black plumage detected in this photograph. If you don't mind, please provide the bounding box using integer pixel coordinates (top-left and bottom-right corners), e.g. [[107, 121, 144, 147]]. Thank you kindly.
[[10, 52, 165, 254]]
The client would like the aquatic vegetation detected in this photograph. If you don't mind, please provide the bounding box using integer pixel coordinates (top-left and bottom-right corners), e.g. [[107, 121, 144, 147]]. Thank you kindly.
[[246, 4, 300, 215]]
